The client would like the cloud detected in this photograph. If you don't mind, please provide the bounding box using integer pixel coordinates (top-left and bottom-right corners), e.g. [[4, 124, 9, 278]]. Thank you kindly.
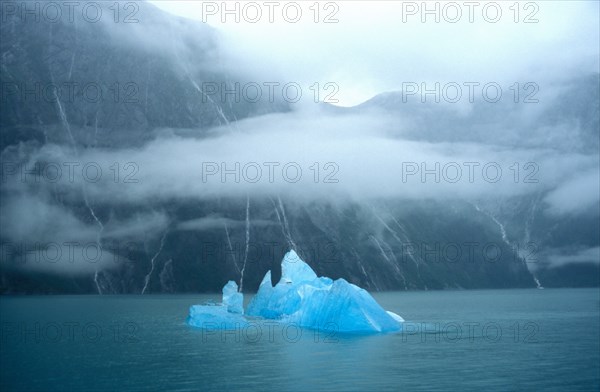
[[547, 246, 600, 266], [177, 215, 273, 231], [102, 211, 170, 239], [0, 194, 123, 275], [543, 169, 600, 215], [14, 246, 123, 276], [0, 194, 98, 244], [5, 108, 595, 207], [0, 194, 167, 275]]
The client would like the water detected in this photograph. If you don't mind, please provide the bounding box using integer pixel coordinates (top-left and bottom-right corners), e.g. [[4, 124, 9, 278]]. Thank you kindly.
[[1, 288, 598, 391]]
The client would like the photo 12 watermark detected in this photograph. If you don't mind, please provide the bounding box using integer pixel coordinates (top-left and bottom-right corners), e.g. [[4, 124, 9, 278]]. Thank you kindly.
[[391, 240, 539, 264], [197, 1, 340, 24], [399, 82, 539, 104], [198, 240, 340, 265], [197, 321, 340, 343], [400, 161, 539, 184], [0, 321, 140, 344], [1, 81, 140, 104], [1, 161, 140, 184], [201, 161, 340, 184], [193, 320, 540, 344], [0, 241, 147, 267], [400, 321, 540, 343], [200, 81, 340, 104], [1, 1, 140, 24], [400, 2, 540, 24]]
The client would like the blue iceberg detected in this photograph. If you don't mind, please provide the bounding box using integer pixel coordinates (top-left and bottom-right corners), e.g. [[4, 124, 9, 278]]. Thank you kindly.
[[186, 281, 247, 330], [187, 250, 404, 334], [222, 280, 244, 314]]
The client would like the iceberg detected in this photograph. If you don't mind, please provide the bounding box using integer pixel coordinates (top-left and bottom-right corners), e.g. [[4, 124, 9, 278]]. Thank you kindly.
[[186, 281, 247, 330], [187, 250, 404, 334], [222, 280, 244, 314]]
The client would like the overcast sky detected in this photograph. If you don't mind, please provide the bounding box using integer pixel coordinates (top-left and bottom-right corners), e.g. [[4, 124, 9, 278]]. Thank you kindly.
[[149, 0, 599, 106]]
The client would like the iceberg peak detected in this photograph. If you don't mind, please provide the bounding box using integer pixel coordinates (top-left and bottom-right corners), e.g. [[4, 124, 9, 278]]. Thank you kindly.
[[280, 250, 318, 285]]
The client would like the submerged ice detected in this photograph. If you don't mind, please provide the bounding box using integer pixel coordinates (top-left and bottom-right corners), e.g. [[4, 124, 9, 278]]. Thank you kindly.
[[187, 250, 403, 333]]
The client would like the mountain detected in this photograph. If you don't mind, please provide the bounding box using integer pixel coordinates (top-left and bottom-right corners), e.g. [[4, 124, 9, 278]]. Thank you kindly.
[[1, 1, 597, 294]]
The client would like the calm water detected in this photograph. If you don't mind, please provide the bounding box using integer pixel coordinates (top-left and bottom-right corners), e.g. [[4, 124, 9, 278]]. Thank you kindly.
[[1, 288, 598, 391]]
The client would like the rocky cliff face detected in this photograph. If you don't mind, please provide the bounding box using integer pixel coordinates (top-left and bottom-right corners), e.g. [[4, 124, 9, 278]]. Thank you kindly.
[[0, 1, 287, 148], [1, 2, 597, 294]]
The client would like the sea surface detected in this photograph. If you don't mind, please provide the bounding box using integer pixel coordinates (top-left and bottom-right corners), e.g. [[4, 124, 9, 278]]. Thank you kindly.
[[1, 288, 599, 391]]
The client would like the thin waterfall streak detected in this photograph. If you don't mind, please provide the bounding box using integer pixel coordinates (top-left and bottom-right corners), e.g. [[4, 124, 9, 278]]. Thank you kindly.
[[82, 187, 105, 291], [350, 248, 374, 289], [472, 203, 540, 286], [49, 66, 76, 147], [170, 38, 232, 128], [370, 235, 403, 279], [94, 270, 102, 295], [53, 88, 76, 145], [270, 197, 293, 249], [277, 196, 296, 250], [159, 259, 174, 292], [68, 52, 75, 80], [239, 197, 250, 292], [224, 222, 241, 275], [379, 237, 408, 290], [473, 204, 510, 247], [524, 196, 539, 245], [390, 215, 411, 239], [186, 73, 233, 128], [372, 208, 420, 268], [82, 189, 103, 236], [142, 230, 169, 294]]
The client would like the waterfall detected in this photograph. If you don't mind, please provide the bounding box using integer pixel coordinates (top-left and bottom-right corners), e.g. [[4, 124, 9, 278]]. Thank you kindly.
[[93, 270, 102, 295], [239, 197, 251, 292], [473, 203, 542, 287], [142, 230, 169, 294], [271, 196, 296, 250], [223, 222, 241, 275]]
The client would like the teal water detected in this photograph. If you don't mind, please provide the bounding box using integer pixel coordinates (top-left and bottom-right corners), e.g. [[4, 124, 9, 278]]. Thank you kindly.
[[1, 288, 598, 391]]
